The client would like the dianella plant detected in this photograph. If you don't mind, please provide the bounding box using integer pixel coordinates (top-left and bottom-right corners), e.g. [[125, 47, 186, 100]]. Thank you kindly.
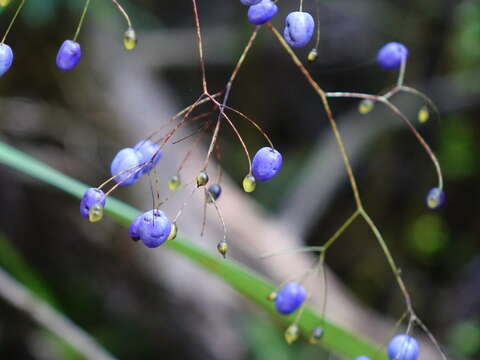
[[0, 0, 466, 359]]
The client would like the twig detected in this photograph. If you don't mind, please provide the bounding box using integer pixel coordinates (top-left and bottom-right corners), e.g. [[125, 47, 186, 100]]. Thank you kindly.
[[0, 267, 117, 360]]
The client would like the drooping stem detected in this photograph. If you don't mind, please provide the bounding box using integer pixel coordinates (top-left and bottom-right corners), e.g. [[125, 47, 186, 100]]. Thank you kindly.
[[325, 90, 444, 189], [267, 23, 421, 320], [111, 0, 132, 28], [191, 0, 208, 93], [267, 23, 363, 208]]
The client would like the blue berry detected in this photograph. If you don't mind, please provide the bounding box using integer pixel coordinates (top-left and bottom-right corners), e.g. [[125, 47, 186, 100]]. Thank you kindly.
[[133, 140, 162, 174], [247, 0, 278, 25], [252, 147, 283, 182], [128, 214, 142, 241], [377, 42, 409, 70], [283, 12, 315, 48], [0, 43, 13, 76], [138, 209, 172, 248], [275, 282, 306, 315], [240, 0, 261, 5], [354, 357, 372, 360], [387, 334, 420, 360], [80, 188, 106, 219], [56, 40, 82, 71], [426, 187, 445, 209], [207, 184, 222, 202], [110, 147, 142, 186]]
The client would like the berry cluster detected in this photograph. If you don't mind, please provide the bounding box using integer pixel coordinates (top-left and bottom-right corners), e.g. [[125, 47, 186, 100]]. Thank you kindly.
[[13, 0, 447, 356], [242, 0, 316, 49], [0, 0, 137, 76]]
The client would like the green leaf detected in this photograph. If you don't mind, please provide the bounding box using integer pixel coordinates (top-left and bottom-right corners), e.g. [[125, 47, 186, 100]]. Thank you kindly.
[[0, 141, 386, 360]]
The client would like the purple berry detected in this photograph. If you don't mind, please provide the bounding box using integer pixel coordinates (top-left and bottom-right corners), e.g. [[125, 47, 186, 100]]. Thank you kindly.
[[251, 147, 283, 182], [80, 188, 106, 219], [133, 140, 162, 174], [110, 147, 142, 186], [354, 357, 372, 360], [275, 282, 306, 315], [138, 209, 172, 248], [240, 0, 261, 5], [128, 214, 142, 240], [247, 0, 278, 25], [377, 42, 409, 70], [56, 40, 82, 71], [283, 12, 315, 48], [387, 334, 420, 360], [0, 43, 13, 76]]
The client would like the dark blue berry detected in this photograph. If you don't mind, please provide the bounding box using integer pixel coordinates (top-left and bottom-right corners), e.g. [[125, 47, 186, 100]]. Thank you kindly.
[[377, 42, 408, 70], [283, 12, 315, 48], [426, 187, 445, 209], [387, 334, 420, 360], [80, 188, 106, 219], [133, 140, 162, 174], [138, 209, 172, 248], [247, 0, 278, 25], [110, 148, 142, 186], [0, 43, 13, 76], [207, 184, 222, 202], [275, 282, 306, 315], [252, 147, 283, 182], [56, 40, 81, 71]]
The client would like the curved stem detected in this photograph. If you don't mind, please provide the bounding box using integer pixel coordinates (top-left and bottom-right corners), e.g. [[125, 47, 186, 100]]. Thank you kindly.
[[111, 0, 132, 28], [267, 23, 363, 209]]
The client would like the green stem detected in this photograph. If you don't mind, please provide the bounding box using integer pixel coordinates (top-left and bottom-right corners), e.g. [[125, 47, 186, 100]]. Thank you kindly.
[[1, 0, 25, 44], [73, 0, 91, 42]]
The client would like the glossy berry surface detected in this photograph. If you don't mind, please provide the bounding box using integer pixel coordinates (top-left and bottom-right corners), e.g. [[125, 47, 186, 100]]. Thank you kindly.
[[252, 147, 283, 182], [240, 0, 261, 5], [128, 214, 142, 240], [110, 147, 142, 186], [387, 334, 420, 360], [56, 40, 82, 71], [426, 187, 445, 209], [377, 42, 408, 70], [247, 0, 278, 25], [0, 43, 13, 76], [80, 188, 106, 219], [275, 282, 306, 315], [138, 209, 172, 248], [283, 12, 315, 48], [354, 357, 372, 360], [207, 184, 222, 202], [134, 140, 162, 174]]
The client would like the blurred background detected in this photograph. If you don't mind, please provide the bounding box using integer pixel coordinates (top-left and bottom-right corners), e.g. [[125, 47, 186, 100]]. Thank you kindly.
[[0, 0, 479, 359]]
